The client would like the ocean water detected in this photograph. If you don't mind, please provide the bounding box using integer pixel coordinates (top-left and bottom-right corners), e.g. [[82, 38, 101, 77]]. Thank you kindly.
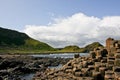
[[20, 73, 35, 80], [31, 53, 88, 58], [21, 53, 88, 80]]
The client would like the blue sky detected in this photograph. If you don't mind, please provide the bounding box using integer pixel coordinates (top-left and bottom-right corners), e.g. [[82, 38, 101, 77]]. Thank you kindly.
[[1, 0, 120, 47], [0, 0, 120, 31]]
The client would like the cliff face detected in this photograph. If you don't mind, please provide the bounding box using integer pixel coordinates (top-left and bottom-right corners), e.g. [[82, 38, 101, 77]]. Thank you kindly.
[[0, 27, 54, 52]]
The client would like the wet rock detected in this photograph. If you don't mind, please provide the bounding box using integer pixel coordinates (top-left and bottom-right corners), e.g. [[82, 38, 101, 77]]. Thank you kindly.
[[13, 66, 32, 74], [0, 70, 9, 76], [74, 53, 79, 58], [0, 76, 3, 80], [90, 51, 96, 58]]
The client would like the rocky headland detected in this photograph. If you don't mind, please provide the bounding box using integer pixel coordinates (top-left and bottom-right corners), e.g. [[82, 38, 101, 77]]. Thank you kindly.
[[33, 38, 120, 80]]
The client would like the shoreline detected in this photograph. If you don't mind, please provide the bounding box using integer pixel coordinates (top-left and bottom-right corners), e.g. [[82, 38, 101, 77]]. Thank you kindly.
[[0, 54, 72, 80], [0, 52, 88, 55]]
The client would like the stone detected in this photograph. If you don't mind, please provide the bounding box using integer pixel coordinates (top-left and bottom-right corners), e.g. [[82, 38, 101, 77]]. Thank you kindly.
[[0, 77, 3, 80], [100, 63, 107, 67], [101, 49, 108, 57], [106, 37, 114, 50], [101, 60, 107, 63], [88, 65, 94, 71], [106, 64, 114, 70], [66, 66, 73, 69], [96, 56, 102, 62], [108, 52, 114, 57], [74, 72, 82, 77], [95, 62, 101, 71], [33, 38, 120, 80], [115, 53, 120, 59], [107, 57, 115, 60], [78, 77, 94, 80], [65, 69, 73, 73], [110, 47, 116, 53], [82, 61, 88, 68], [105, 71, 114, 80], [115, 59, 120, 66], [92, 71, 103, 80], [116, 49, 120, 53], [104, 74, 114, 80], [113, 66, 120, 72], [105, 70, 114, 75], [114, 72, 120, 80], [96, 50, 102, 57], [74, 54, 79, 58], [90, 51, 96, 58], [81, 68, 89, 76], [73, 68, 81, 73], [107, 60, 114, 65], [99, 67, 107, 76]]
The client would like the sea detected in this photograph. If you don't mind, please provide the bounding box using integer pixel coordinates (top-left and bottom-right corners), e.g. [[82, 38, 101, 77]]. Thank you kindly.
[[20, 53, 88, 80]]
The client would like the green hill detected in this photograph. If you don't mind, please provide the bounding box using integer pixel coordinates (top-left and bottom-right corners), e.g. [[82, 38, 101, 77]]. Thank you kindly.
[[61, 45, 80, 52], [59, 42, 103, 53], [0, 27, 54, 53], [0, 27, 104, 53], [83, 42, 103, 52]]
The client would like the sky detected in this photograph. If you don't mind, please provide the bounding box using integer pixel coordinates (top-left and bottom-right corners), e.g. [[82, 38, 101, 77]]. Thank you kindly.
[[0, 0, 120, 48]]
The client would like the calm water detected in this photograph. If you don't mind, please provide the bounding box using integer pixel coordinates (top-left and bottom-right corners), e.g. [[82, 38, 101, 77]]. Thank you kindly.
[[31, 53, 88, 58], [20, 73, 35, 80], [21, 53, 88, 80]]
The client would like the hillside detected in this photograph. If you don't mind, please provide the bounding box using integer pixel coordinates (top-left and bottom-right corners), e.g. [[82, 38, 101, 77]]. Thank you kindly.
[[83, 42, 104, 52], [59, 42, 103, 53], [0, 27, 104, 53], [0, 27, 54, 53], [59, 45, 83, 52]]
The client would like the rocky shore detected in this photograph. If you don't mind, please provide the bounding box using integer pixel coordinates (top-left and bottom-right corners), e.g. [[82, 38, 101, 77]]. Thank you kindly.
[[0, 55, 72, 80], [33, 38, 120, 80]]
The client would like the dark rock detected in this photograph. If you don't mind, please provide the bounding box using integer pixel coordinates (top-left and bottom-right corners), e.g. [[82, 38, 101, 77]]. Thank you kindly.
[[90, 51, 96, 58], [92, 71, 103, 80], [0, 76, 3, 80], [74, 53, 79, 58], [12, 66, 32, 74], [0, 70, 9, 76]]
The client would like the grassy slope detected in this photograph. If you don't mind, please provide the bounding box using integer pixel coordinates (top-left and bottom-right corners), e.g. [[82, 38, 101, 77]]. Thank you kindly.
[[83, 42, 103, 52], [57, 42, 103, 53], [0, 27, 54, 53], [0, 27, 104, 54]]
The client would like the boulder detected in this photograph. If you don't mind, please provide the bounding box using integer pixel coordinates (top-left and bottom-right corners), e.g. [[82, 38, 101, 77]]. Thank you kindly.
[[115, 53, 120, 59], [82, 61, 88, 68], [92, 71, 103, 80], [95, 62, 101, 71], [114, 72, 120, 80], [99, 67, 107, 76], [74, 54, 79, 58], [88, 65, 95, 71], [74, 72, 82, 77], [113, 66, 120, 72], [115, 59, 120, 66], [90, 51, 96, 59]]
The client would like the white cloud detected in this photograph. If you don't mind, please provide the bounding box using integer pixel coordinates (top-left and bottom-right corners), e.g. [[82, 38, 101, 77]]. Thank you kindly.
[[24, 13, 120, 48]]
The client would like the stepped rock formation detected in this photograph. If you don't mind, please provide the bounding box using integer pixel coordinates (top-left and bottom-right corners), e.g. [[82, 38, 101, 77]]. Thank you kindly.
[[33, 38, 120, 80]]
